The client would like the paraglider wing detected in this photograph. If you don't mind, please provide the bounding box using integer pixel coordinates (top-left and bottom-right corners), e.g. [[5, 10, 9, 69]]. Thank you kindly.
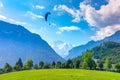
[[44, 12, 51, 21]]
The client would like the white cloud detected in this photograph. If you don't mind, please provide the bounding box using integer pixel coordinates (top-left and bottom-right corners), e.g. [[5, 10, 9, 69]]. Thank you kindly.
[[33, 5, 45, 9], [0, 14, 31, 27], [57, 26, 80, 34], [8, 18, 31, 26], [79, 0, 120, 40], [0, 2, 3, 8], [51, 23, 56, 26], [0, 2, 29, 27], [54, 0, 120, 40], [54, 5, 82, 22], [25, 11, 44, 19], [0, 15, 7, 19], [80, 0, 120, 28], [91, 25, 120, 40]]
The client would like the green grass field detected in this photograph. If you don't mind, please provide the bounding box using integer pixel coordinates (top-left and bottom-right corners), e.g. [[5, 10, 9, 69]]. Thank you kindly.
[[0, 69, 120, 80]]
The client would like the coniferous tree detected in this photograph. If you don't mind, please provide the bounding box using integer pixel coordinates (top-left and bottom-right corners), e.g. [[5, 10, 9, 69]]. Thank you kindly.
[[74, 59, 80, 69], [65, 59, 73, 68], [56, 61, 61, 68], [39, 61, 44, 69], [3, 63, 12, 73], [14, 58, 23, 71], [52, 61, 56, 68]]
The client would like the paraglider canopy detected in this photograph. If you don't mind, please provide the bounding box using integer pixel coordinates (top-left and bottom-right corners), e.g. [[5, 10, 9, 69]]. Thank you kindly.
[[44, 12, 51, 21]]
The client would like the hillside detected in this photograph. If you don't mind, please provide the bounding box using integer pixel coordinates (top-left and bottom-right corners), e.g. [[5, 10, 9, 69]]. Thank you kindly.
[[91, 41, 120, 63], [0, 69, 120, 80], [66, 31, 120, 59], [0, 20, 64, 67], [65, 40, 101, 59]]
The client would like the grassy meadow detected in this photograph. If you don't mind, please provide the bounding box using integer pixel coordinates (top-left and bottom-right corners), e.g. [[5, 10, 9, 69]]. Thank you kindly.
[[0, 69, 120, 80]]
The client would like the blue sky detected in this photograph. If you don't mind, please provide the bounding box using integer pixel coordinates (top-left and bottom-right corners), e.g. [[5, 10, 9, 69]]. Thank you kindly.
[[0, 0, 120, 57]]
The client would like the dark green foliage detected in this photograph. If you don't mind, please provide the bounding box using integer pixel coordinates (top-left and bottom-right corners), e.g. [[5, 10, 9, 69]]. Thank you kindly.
[[24, 59, 33, 70], [13, 58, 23, 71], [115, 62, 120, 72], [91, 59, 97, 69], [0, 69, 3, 74], [61, 62, 66, 68], [16, 58, 23, 68], [52, 61, 56, 68], [34, 64, 39, 69], [92, 41, 120, 63], [3, 63, 12, 73], [97, 61, 104, 70], [65, 59, 73, 68], [39, 61, 44, 69], [56, 61, 61, 68], [13, 65, 22, 71], [73, 59, 80, 69], [43, 63, 50, 69]]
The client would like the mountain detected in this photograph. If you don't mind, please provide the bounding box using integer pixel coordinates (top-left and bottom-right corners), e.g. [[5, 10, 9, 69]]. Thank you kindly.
[[91, 41, 120, 63], [65, 40, 101, 59], [66, 31, 120, 59], [0, 20, 64, 67], [103, 31, 120, 42], [51, 41, 73, 58]]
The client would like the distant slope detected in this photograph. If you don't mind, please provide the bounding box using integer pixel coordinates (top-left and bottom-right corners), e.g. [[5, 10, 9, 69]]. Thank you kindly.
[[91, 41, 120, 63], [65, 40, 102, 59], [66, 31, 120, 59], [0, 20, 64, 67], [0, 69, 120, 80]]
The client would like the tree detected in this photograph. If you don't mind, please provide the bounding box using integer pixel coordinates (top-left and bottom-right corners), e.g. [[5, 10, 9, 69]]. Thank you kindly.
[[52, 61, 56, 68], [73, 59, 80, 69], [105, 58, 112, 70], [91, 59, 97, 69], [24, 59, 33, 70], [0, 69, 3, 74], [65, 59, 73, 68], [115, 62, 120, 72], [43, 63, 50, 69], [61, 62, 66, 68], [98, 61, 103, 70], [39, 61, 44, 69], [56, 61, 61, 68], [13, 65, 21, 71], [34, 64, 39, 69], [3, 63, 12, 73], [14, 58, 23, 71], [82, 51, 96, 69]]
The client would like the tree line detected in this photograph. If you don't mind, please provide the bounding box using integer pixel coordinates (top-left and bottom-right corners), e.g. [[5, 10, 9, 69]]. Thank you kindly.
[[1, 52, 120, 74], [0, 58, 81, 73]]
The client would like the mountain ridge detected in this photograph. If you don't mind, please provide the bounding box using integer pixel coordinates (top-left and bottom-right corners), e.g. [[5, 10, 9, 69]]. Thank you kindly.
[[66, 30, 120, 59], [0, 20, 64, 67]]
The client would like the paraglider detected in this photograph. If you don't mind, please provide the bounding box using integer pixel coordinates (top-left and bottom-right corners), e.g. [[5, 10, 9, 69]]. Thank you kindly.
[[44, 12, 51, 21]]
